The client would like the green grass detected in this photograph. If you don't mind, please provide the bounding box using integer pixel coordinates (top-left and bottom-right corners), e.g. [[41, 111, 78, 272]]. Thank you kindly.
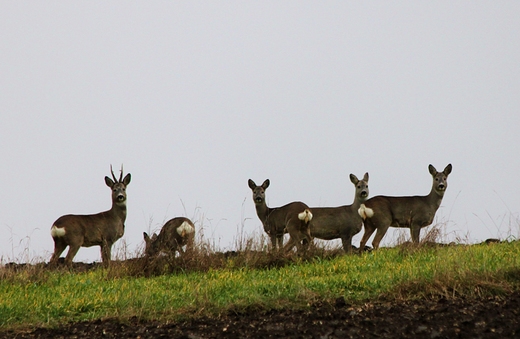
[[1, 241, 520, 331]]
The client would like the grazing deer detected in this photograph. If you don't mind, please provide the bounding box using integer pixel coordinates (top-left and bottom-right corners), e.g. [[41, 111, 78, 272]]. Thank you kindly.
[[49, 166, 131, 266], [248, 179, 313, 252], [308, 173, 369, 253], [358, 164, 452, 250], [143, 217, 195, 257]]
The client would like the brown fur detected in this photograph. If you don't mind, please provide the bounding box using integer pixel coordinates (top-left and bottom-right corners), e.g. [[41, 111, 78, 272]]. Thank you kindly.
[[359, 164, 452, 250], [248, 179, 313, 253], [143, 217, 195, 257], [309, 173, 369, 253], [49, 166, 131, 266]]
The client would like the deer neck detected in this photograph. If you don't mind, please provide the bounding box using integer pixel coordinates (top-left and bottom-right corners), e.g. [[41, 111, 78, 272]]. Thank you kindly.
[[427, 186, 444, 209], [110, 201, 128, 222], [349, 192, 368, 213], [352, 194, 367, 209], [254, 202, 271, 223]]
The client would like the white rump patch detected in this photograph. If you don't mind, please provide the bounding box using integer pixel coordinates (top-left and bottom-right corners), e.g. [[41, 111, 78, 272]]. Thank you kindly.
[[50, 225, 66, 238], [177, 221, 195, 236], [358, 204, 374, 220], [298, 209, 313, 223]]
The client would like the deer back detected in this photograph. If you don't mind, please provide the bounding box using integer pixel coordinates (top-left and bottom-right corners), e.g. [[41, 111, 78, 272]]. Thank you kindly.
[[362, 164, 452, 228], [52, 210, 125, 247], [310, 173, 369, 239], [266, 201, 310, 235], [144, 217, 195, 256], [51, 166, 131, 246]]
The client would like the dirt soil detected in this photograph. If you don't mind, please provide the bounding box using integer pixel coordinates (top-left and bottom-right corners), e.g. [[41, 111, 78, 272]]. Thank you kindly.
[[3, 292, 520, 339]]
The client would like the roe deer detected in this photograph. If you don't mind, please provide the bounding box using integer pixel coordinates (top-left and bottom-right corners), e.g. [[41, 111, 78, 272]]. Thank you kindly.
[[308, 173, 369, 253], [143, 217, 195, 257], [248, 179, 313, 252], [358, 164, 452, 250], [50, 165, 131, 266]]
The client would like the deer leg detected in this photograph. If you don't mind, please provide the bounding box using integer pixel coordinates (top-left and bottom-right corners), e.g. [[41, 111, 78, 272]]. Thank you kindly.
[[301, 227, 313, 250], [283, 223, 299, 253], [371, 226, 390, 250], [50, 239, 67, 265], [64, 244, 81, 266], [285, 220, 311, 253], [304, 223, 312, 248], [296, 219, 312, 251], [410, 227, 421, 243], [283, 236, 298, 253], [340, 234, 353, 253], [278, 235, 284, 249], [100, 243, 112, 266], [185, 235, 194, 253], [359, 224, 376, 251], [172, 239, 182, 256], [269, 234, 279, 251]]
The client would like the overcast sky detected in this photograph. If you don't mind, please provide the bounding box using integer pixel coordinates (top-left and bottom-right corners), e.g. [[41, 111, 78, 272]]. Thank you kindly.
[[1, 2, 519, 263]]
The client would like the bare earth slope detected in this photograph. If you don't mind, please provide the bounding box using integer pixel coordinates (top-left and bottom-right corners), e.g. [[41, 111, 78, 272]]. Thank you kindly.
[[4, 292, 520, 338]]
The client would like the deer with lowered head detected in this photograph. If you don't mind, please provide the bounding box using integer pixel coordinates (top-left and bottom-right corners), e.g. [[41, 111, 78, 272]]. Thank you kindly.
[[143, 217, 195, 258], [308, 173, 369, 253], [358, 164, 452, 250], [248, 179, 313, 252], [49, 165, 131, 266]]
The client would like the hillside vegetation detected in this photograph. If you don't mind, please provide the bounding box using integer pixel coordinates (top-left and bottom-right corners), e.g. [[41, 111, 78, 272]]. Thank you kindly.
[[1, 238, 519, 331]]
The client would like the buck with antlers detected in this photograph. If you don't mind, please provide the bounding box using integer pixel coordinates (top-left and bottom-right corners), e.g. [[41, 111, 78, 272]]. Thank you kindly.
[[49, 165, 131, 266], [143, 217, 195, 258], [308, 173, 369, 253], [248, 179, 313, 252], [358, 164, 452, 250]]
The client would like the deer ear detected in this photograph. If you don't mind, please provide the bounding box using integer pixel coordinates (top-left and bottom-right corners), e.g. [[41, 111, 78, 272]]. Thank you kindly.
[[143, 232, 150, 242], [248, 179, 256, 189], [123, 173, 131, 185], [363, 172, 369, 182], [349, 174, 359, 185], [262, 179, 270, 189], [428, 164, 438, 176], [443, 164, 452, 176], [105, 176, 115, 187]]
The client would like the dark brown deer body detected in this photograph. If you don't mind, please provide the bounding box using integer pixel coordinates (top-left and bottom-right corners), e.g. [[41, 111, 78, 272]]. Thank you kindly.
[[358, 164, 452, 250], [143, 217, 195, 257], [248, 179, 313, 252], [49, 166, 131, 266], [309, 173, 369, 253]]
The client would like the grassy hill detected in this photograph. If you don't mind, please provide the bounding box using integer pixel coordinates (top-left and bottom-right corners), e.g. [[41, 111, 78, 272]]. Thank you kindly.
[[1, 240, 519, 331]]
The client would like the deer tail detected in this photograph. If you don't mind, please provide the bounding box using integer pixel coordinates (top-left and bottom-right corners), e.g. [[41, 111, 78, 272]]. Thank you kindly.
[[298, 209, 313, 223], [50, 225, 66, 238], [358, 204, 374, 220], [177, 221, 196, 237]]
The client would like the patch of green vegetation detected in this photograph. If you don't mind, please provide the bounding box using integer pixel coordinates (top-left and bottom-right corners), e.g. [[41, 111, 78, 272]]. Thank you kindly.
[[1, 241, 519, 330]]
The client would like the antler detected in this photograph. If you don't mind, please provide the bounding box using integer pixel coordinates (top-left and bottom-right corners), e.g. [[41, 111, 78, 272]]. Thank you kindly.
[[119, 164, 124, 182], [110, 165, 118, 182], [110, 164, 125, 182]]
